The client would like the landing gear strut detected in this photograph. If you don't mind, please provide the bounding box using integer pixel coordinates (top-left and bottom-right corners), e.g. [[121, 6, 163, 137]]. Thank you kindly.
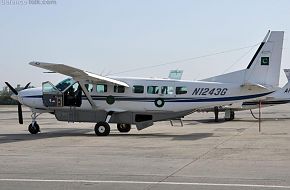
[[94, 111, 114, 136], [28, 112, 41, 134], [117, 124, 131, 133]]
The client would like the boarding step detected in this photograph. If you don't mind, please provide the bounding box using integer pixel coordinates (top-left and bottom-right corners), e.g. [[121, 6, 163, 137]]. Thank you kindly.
[[169, 119, 183, 127]]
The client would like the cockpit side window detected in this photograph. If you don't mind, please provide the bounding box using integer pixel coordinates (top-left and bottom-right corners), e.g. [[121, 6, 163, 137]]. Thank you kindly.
[[55, 78, 76, 92]]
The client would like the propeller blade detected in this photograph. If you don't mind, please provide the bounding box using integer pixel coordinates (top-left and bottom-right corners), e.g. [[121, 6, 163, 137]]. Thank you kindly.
[[5, 82, 25, 124], [24, 82, 31, 89], [5, 82, 18, 95], [18, 103, 23, 124]]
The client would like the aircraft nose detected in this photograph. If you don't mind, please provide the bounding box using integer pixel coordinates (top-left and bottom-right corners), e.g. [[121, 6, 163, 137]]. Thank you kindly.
[[17, 87, 44, 108]]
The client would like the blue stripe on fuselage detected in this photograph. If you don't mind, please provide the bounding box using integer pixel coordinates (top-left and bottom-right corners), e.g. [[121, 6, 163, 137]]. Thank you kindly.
[[23, 91, 273, 103]]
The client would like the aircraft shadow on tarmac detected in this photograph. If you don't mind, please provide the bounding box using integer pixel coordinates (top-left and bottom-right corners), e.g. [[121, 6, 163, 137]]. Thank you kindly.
[[0, 128, 213, 144], [0, 128, 92, 144], [109, 132, 213, 141], [184, 117, 290, 124]]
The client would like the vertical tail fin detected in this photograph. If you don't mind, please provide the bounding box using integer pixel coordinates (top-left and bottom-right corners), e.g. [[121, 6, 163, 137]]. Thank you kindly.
[[244, 31, 284, 87]]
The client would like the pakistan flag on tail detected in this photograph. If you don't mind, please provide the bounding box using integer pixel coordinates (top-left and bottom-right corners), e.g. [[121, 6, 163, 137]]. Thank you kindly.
[[245, 31, 284, 88], [261, 57, 269, 65]]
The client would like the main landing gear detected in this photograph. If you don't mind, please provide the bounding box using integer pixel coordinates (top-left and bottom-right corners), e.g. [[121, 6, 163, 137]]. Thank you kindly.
[[94, 111, 132, 136], [94, 122, 132, 136], [28, 112, 41, 134]]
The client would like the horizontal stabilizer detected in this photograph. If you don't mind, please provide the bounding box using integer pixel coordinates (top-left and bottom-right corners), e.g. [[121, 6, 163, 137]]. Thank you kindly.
[[240, 83, 268, 90], [225, 102, 243, 109], [29, 62, 129, 87]]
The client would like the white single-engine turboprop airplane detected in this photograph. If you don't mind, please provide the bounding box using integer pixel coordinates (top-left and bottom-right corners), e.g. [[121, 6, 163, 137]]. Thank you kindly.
[[5, 31, 284, 136]]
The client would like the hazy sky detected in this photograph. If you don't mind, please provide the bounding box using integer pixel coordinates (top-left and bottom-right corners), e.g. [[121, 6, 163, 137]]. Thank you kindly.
[[1, 0, 290, 89]]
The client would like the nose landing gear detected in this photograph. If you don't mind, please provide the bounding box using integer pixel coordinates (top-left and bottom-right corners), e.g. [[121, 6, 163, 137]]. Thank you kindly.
[[28, 112, 41, 134]]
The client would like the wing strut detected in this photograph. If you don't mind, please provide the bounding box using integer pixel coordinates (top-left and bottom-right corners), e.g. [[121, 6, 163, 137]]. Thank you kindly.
[[78, 82, 97, 109]]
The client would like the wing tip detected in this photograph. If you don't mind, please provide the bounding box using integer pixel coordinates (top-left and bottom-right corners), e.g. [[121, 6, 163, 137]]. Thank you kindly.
[[29, 61, 42, 67]]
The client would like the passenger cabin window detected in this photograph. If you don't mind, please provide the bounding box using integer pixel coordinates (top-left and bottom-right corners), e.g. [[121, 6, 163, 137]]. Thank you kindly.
[[96, 84, 107, 93], [84, 84, 93, 92], [147, 86, 159, 94], [133, 85, 144, 94], [114, 85, 125, 93], [161, 86, 174, 95], [176, 86, 187, 95]]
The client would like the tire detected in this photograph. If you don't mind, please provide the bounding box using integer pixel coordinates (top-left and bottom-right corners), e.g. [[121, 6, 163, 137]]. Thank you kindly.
[[95, 122, 110, 136], [28, 122, 40, 134], [117, 124, 131, 133]]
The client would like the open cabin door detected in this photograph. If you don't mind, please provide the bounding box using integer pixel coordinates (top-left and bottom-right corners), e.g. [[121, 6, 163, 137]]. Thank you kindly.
[[42, 81, 63, 107], [42, 81, 82, 108], [63, 82, 82, 107]]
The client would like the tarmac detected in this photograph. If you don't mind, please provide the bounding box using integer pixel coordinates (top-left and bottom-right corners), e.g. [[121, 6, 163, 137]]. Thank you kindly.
[[0, 104, 290, 190]]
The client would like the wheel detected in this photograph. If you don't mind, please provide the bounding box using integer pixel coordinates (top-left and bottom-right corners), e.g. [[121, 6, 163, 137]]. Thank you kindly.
[[95, 122, 110, 136], [28, 122, 40, 134], [117, 124, 131, 133]]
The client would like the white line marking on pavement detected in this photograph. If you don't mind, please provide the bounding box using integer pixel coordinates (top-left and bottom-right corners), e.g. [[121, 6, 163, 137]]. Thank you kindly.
[[0, 178, 289, 189]]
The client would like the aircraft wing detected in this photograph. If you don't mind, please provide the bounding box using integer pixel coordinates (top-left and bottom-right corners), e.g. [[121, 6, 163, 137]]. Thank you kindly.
[[29, 61, 129, 87]]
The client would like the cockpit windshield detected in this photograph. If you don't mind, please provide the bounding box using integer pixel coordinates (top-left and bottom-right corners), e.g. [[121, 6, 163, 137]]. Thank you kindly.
[[55, 78, 76, 92]]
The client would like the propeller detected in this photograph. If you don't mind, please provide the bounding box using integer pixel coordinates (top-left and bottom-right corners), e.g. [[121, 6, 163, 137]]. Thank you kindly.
[[4, 82, 31, 124]]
